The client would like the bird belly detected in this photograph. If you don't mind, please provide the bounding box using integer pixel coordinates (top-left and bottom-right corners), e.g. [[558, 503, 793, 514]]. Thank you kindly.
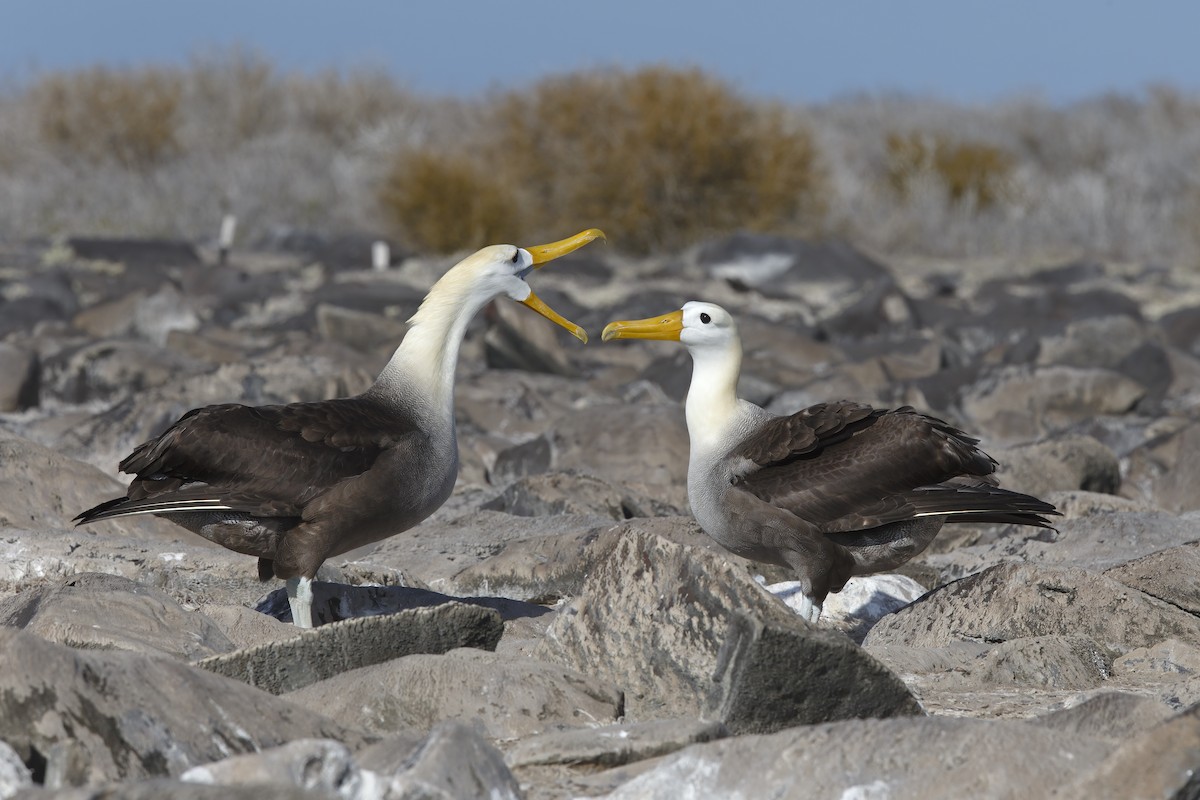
[[166, 511, 288, 559]]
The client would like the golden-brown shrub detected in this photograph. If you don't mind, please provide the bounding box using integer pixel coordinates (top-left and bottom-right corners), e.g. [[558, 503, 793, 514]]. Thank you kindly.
[[379, 150, 517, 252], [376, 66, 825, 254], [32, 66, 182, 170], [886, 132, 1014, 208]]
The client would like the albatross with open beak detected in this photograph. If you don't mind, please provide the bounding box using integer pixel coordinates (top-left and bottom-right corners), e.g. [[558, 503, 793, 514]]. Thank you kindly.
[[76, 228, 605, 627], [603, 301, 1057, 622]]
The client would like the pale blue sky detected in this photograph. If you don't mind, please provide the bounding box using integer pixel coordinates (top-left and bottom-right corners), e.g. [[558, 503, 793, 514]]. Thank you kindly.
[[1, 1, 1196, 104]]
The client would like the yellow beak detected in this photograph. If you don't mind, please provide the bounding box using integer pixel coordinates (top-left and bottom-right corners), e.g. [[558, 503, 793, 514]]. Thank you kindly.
[[520, 228, 606, 344], [601, 309, 684, 342]]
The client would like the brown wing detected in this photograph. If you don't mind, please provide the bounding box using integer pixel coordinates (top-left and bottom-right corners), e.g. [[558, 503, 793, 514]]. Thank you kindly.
[[77, 396, 422, 522], [732, 402, 999, 532]]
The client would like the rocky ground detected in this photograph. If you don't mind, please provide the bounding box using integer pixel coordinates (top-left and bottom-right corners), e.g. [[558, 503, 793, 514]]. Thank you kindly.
[[1, 232, 1199, 799]]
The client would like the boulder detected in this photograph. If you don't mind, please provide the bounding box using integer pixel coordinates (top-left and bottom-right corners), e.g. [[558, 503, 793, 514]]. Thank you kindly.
[[594, 715, 1114, 799], [536, 531, 920, 733], [992, 434, 1120, 496], [0, 628, 361, 787], [1104, 541, 1200, 615], [864, 562, 1200, 651], [549, 402, 689, 488], [0, 572, 235, 661], [196, 603, 504, 695], [284, 647, 623, 739], [505, 718, 726, 770], [390, 722, 522, 800], [0, 343, 38, 411]]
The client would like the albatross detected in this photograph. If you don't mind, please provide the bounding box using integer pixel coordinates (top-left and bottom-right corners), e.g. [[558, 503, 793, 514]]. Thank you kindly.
[[76, 228, 606, 627], [602, 301, 1057, 622]]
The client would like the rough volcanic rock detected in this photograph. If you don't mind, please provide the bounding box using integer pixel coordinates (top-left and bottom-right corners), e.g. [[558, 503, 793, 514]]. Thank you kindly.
[[1104, 541, 1200, 615], [0, 343, 38, 411], [992, 434, 1120, 496], [196, 603, 504, 695], [0, 573, 235, 661], [0, 627, 361, 787], [285, 647, 623, 739], [536, 531, 920, 733]]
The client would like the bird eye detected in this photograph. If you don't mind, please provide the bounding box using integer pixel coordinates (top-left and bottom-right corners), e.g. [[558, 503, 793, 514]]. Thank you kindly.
[[511, 250, 521, 264], [700, 312, 711, 324]]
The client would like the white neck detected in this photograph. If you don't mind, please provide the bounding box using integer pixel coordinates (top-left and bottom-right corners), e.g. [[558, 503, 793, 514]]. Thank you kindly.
[[685, 338, 743, 452], [370, 270, 488, 419]]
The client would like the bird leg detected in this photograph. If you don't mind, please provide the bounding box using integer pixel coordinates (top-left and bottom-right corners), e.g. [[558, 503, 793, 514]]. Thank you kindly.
[[286, 576, 315, 628], [764, 580, 823, 623]]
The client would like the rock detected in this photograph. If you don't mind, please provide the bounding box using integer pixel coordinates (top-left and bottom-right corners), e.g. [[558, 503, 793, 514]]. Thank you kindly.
[[960, 365, 1145, 442], [973, 635, 1114, 689], [1105, 541, 1200, 615], [1036, 315, 1149, 370], [181, 739, 371, 798], [0, 430, 189, 541], [40, 339, 210, 404], [488, 435, 552, 484], [0, 343, 38, 411], [67, 237, 201, 267], [1120, 420, 1200, 512], [1029, 691, 1175, 740], [480, 470, 678, 519], [0, 740, 32, 799], [1112, 639, 1200, 682], [451, 515, 792, 609], [11, 781, 331, 798], [864, 562, 1200, 652], [314, 303, 408, 353], [0, 627, 361, 787], [594, 715, 1114, 799], [284, 647, 623, 739], [391, 722, 522, 800], [198, 604, 301, 649], [0, 573, 235, 661], [549, 402, 689, 487], [483, 298, 579, 376], [536, 531, 920, 733], [196, 603, 504, 695], [506, 718, 726, 769], [921, 508, 1200, 581], [1055, 704, 1200, 800], [992, 434, 1120, 496]]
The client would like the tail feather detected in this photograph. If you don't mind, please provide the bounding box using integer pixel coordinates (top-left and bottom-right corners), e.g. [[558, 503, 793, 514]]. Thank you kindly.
[[75, 494, 230, 525]]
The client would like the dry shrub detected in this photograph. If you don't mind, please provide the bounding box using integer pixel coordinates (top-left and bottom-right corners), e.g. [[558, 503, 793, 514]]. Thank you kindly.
[[186, 51, 285, 147], [379, 150, 517, 252], [886, 132, 1014, 208], [32, 66, 182, 170], [377, 67, 825, 253], [291, 69, 409, 147]]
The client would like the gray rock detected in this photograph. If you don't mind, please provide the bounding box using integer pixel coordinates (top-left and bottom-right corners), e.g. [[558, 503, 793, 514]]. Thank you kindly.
[[974, 635, 1115, 689], [315, 303, 408, 354], [480, 470, 679, 520], [1120, 419, 1200, 513], [960, 365, 1145, 442], [196, 603, 503, 695], [864, 562, 1200, 651], [0, 343, 38, 411], [992, 434, 1120, 496], [536, 531, 920, 733], [1029, 691, 1175, 740], [488, 435, 552, 485], [505, 718, 726, 769], [0, 740, 32, 799], [0, 627, 361, 787], [0, 430, 188, 541], [1105, 541, 1200, 615], [181, 739, 370, 798], [1036, 314, 1149, 370], [595, 715, 1114, 800], [390, 722, 522, 800], [549, 402, 689, 488], [10, 781, 333, 799], [197, 603, 303, 649], [284, 647, 623, 739], [40, 339, 210, 404], [0, 573, 235, 661], [922, 508, 1200, 581], [483, 297, 580, 376], [1054, 704, 1200, 800], [1112, 639, 1200, 681]]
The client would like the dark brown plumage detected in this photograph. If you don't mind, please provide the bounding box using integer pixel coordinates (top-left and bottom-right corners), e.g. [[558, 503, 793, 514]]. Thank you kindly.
[[603, 301, 1057, 621]]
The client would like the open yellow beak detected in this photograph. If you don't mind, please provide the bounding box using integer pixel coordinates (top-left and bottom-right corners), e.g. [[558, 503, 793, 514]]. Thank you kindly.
[[520, 228, 606, 344], [601, 309, 684, 342]]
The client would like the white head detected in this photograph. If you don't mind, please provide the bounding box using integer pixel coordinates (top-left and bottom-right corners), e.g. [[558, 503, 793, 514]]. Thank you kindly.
[[601, 300, 739, 354], [410, 229, 606, 343]]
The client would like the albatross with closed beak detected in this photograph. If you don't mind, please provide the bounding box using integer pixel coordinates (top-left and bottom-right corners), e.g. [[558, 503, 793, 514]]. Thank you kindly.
[[603, 301, 1057, 622], [76, 228, 606, 627]]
